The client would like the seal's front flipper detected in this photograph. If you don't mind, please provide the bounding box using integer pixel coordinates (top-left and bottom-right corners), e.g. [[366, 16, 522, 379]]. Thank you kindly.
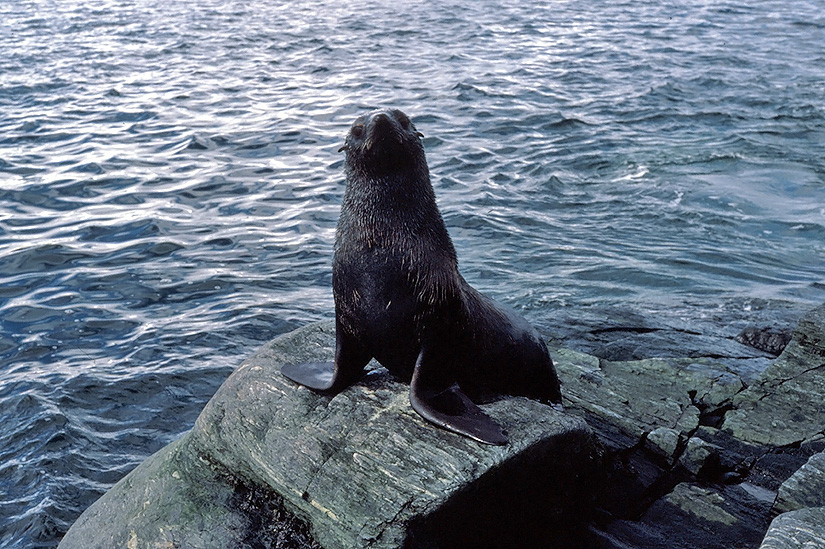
[[281, 361, 336, 390], [281, 322, 371, 393], [409, 349, 508, 446]]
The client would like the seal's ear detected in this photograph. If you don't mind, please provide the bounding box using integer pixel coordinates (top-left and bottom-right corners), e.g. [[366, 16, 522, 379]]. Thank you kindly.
[[338, 144, 347, 152], [416, 132, 424, 139]]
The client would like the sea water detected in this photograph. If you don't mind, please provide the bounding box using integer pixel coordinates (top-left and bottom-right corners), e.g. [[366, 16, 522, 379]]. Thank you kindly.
[[1, 0, 824, 545]]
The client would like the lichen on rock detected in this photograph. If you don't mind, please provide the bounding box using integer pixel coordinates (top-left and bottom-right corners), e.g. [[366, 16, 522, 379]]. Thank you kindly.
[[722, 305, 825, 448], [60, 304, 825, 549]]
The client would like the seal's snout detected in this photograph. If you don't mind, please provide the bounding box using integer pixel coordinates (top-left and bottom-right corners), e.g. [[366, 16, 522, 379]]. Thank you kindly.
[[370, 112, 392, 127], [367, 111, 399, 142], [362, 110, 408, 152]]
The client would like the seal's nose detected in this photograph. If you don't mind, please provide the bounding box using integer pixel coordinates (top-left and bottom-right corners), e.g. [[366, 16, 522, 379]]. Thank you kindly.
[[370, 111, 393, 130]]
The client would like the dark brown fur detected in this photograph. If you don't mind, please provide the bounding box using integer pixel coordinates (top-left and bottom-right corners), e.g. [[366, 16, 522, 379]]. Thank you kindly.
[[282, 109, 561, 444]]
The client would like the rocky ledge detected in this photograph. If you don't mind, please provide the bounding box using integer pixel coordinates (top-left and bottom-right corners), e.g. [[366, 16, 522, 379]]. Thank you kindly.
[[60, 304, 825, 548], [561, 302, 825, 548], [58, 322, 600, 549]]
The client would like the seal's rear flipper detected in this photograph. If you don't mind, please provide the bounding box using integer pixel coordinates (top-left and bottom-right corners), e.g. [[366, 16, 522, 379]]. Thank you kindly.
[[410, 350, 508, 446], [281, 362, 336, 391]]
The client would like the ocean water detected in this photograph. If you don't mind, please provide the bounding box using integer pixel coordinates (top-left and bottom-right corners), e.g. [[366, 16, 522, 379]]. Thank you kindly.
[[2, 0, 824, 546]]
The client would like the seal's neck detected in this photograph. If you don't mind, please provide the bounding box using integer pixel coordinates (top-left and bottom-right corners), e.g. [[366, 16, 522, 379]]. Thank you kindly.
[[338, 169, 457, 262]]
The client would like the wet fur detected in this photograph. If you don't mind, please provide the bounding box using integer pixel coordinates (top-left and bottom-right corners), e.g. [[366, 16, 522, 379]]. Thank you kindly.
[[283, 109, 561, 444]]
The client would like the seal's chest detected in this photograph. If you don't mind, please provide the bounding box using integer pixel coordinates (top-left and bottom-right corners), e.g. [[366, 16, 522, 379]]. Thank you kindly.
[[353, 254, 416, 311]]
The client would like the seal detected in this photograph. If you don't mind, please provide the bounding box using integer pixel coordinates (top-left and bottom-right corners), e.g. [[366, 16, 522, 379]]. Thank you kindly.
[[282, 109, 562, 445]]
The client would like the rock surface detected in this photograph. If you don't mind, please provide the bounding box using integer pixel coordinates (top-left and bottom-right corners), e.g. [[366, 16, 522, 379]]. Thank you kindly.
[[61, 304, 825, 548], [774, 451, 825, 514], [735, 326, 793, 357], [760, 507, 825, 549], [57, 434, 321, 549], [761, 451, 825, 549], [723, 303, 825, 447], [60, 322, 599, 549], [553, 303, 825, 549]]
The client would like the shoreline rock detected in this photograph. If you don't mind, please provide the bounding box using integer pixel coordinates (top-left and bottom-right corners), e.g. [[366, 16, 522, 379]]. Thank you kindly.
[[60, 304, 825, 548], [60, 322, 600, 549], [735, 326, 793, 357], [760, 508, 825, 549]]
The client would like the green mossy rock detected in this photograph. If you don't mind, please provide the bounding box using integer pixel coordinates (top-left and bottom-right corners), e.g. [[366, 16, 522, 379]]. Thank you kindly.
[[61, 303, 825, 549], [760, 507, 825, 549], [723, 304, 825, 447], [60, 322, 599, 549]]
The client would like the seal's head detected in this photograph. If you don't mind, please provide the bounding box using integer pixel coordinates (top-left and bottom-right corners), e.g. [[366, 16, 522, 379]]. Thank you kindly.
[[340, 109, 425, 177]]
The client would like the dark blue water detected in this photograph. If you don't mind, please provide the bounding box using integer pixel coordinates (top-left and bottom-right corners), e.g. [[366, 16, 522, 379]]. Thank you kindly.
[[2, 0, 824, 546]]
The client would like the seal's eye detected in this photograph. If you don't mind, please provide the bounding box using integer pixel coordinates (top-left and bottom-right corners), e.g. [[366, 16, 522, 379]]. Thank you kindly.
[[397, 113, 411, 129], [351, 124, 365, 138]]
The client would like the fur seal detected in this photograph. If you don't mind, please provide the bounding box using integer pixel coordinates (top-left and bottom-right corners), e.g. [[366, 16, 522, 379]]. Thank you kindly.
[[282, 109, 562, 445]]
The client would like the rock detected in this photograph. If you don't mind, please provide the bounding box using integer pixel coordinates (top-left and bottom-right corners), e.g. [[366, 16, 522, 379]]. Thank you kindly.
[[58, 435, 321, 549], [596, 482, 774, 549], [552, 349, 776, 548], [774, 451, 825, 514], [760, 507, 825, 549], [548, 305, 786, 383], [554, 349, 744, 452], [736, 326, 793, 356], [61, 302, 825, 549], [678, 437, 720, 477], [554, 303, 825, 549], [723, 304, 825, 447], [644, 482, 773, 547], [60, 322, 600, 549], [660, 484, 742, 527], [645, 427, 681, 464]]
